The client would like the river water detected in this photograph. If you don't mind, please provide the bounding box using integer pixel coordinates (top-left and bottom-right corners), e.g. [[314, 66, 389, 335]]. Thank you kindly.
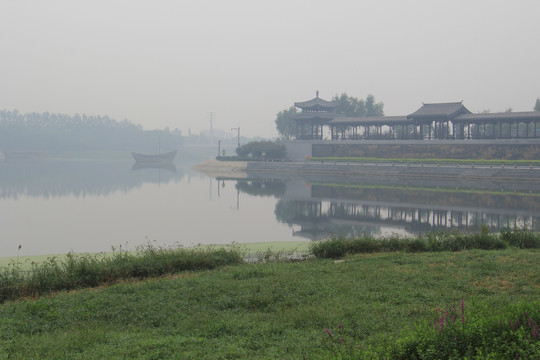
[[1, 159, 539, 257]]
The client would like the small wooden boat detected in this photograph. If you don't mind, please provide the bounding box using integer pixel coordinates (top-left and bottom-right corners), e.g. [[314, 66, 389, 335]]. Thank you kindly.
[[132, 150, 177, 164]]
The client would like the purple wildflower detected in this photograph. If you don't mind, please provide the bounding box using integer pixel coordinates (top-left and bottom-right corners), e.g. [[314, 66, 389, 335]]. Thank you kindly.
[[325, 328, 332, 337], [461, 300, 466, 324]]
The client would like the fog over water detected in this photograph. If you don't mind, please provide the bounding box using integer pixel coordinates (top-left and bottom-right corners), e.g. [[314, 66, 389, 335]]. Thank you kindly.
[[1, 0, 539, 137], [0, 161, 294, 257], [1, 160, 538, 258]]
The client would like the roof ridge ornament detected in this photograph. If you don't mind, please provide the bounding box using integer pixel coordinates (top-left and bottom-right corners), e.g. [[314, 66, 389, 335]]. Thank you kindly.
[[316, 90, 319, 98]]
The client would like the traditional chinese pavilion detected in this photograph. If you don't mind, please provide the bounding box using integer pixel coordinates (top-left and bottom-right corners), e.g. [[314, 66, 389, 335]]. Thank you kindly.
[[292, 91, 339, 140], [291, 95, 540, 140]]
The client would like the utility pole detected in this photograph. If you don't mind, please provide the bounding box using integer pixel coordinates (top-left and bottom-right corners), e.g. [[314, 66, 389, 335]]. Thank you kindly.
[[208, 112, 215, 139], [231, 127, 240, 149]]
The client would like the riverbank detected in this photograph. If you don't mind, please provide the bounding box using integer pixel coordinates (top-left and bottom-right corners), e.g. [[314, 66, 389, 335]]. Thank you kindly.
[[191, 159, 248, 178], [193, 158, 540, 181], [0, 241, 311, 270], [1, 247, 538, 359]]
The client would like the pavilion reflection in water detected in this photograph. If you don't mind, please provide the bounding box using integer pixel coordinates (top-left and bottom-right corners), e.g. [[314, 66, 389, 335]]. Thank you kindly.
[[234, 175, 540, 240]]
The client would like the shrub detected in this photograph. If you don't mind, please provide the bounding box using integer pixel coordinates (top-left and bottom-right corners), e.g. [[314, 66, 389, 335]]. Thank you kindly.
[[235, 141, 286, 160], [392, 300, 540, 359], [310, 237, 349, 259], [501, 225, 540, 248], [309, 226, 540, 259]]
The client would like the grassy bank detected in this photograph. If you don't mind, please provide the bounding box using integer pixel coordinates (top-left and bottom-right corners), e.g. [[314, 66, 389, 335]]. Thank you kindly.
[[1, 228, 538, 304], [0, 246, 243, 304], [0, 241, 310, 270], [0, 249, 538, 359], [1, 229, 539, 358]]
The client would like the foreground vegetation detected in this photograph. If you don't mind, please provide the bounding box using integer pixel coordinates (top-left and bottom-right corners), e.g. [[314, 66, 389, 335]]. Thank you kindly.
[[311, 226, 540, 259], [0, 246, 243, 304], [0, 228, 539, 358]]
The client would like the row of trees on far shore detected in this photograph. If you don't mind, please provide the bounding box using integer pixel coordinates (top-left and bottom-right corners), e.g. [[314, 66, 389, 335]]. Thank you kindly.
[[0, 109, 182, 153]]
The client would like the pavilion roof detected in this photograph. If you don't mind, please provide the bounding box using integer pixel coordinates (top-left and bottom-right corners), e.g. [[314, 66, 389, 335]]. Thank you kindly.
[[407, 102, 471, 119], [329, 116, 409, 126], [453, 111, 540, 123], [294, 92, 339, 112]]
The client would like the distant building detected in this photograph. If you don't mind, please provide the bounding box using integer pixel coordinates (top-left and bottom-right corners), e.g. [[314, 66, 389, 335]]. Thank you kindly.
[[292, 94, 540, 140]]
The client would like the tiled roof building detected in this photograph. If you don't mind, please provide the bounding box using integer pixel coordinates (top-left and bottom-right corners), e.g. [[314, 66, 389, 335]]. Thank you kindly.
[[291, 95, 540, 140]]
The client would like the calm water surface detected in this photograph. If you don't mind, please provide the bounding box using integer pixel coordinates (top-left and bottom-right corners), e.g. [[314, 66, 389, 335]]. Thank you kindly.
[[1, 160, 539, 257]]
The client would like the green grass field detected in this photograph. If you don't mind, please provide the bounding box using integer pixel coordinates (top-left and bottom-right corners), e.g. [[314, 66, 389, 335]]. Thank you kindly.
[[1, 247, 538, 359]]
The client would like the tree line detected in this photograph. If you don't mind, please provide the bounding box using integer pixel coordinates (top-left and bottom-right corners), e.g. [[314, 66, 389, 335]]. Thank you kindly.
[[0, 109, 182, 153]]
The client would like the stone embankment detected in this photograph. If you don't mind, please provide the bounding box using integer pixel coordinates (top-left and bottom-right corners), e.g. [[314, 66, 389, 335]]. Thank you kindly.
[[194, 159, 540, 182]]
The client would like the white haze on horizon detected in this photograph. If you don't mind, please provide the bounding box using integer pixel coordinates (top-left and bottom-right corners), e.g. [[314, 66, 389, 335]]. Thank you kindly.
[[1, 0, 539, 137]]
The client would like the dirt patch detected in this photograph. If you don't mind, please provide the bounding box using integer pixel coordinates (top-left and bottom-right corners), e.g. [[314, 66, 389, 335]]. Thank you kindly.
[[192, 159, 248, 178], [473, 276, 516, 291]]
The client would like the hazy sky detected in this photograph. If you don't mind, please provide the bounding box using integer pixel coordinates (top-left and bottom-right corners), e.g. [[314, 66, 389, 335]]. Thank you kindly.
[[1, 0, 539, 137]]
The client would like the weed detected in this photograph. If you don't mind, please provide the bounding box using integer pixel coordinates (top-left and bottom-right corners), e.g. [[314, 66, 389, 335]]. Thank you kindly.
[[392, 300, 540, 359], [0, 244, 243, 303], [501, 225, 540, 248], [310, 226, 535, 259]]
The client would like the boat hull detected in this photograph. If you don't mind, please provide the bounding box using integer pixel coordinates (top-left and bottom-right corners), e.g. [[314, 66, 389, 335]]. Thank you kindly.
[[132, 150, 177, 164]]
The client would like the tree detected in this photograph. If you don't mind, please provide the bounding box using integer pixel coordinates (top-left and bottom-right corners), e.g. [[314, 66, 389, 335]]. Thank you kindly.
[[275, 106, 298, 140], [365, 94, 384, 116], [332, 93, 366, 116], [332, 93, 384, 117], [535, 98, 540, 111], [236, 141, 286, 160], [274, 93, 384, 139]]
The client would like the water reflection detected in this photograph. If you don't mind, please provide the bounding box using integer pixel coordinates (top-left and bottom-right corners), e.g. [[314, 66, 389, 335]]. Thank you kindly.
[[0, 160, 183, 199], [233, 173, 540, 239], [132, 161, 177, 173], [1, 160, 538, 257]]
